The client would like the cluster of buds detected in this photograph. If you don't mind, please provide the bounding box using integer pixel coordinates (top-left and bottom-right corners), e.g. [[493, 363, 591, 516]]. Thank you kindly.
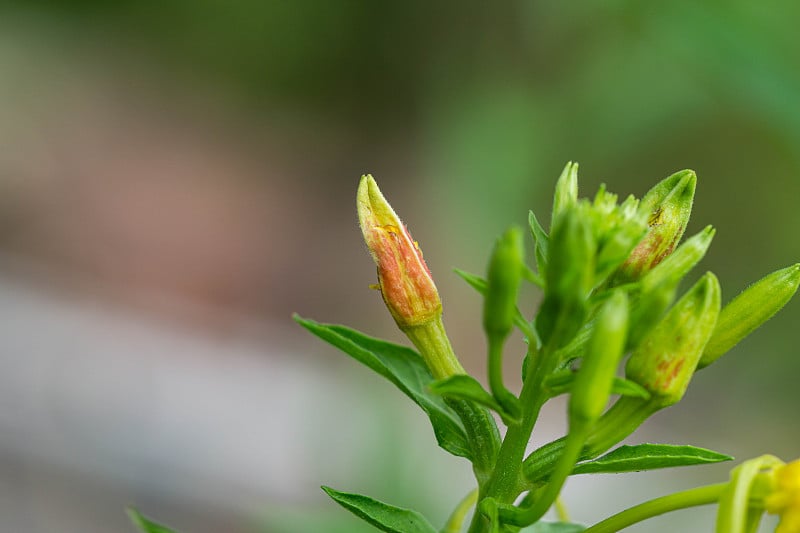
[[357, 166, 800, 426], [346, 165, 798, 533]]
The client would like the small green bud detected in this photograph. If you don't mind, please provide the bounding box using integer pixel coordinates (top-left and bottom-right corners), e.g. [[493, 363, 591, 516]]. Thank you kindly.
[[569, 291, 629, 425], [625, 226, 716, 349], [640, 225, 715, 292], [551, 162, 579, 228], [699, 263, 800, 368], [595, 220, 648, 285], [613, 170, 696, 283], [625, 272, 720, 406], [536, 207, 596, 347], [483, 227, 525, 340]]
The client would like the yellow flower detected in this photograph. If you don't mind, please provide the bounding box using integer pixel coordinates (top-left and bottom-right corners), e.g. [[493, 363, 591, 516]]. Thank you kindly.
[[765, 459, 800, 533]]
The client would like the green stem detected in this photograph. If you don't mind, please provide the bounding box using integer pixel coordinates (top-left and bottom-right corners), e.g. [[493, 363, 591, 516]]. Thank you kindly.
[[522, 396, 659, 485], [488, 338, 520, 418], [555, 497, 570, 523], [442, 489, 479, 533], [467, 341, 557, 533], [404, 317, 465, 380], [500, 424, 589, 526], [404, 316, 501, 485], [583, 483, 726, 533]]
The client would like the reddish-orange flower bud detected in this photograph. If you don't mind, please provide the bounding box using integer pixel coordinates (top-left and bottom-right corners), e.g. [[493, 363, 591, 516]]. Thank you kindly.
[[357, 175, 442, 329]]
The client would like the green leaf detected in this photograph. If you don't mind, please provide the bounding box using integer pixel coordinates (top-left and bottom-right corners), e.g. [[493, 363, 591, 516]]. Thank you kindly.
[[127, 508, 180, 533], [321, 486, 438, 533], [429, 375, 520, 425], [528, 210, 549, 276], [544, 370, 651, 400], [295, 316, 471, 459], [571, 443, 733, 475], [608, 378, 651, 400], [523, 521, 585, 532], [454, 268, 488, 295]]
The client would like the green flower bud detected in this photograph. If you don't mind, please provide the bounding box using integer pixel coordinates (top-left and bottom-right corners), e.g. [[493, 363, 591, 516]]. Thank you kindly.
[[699, 263, 800, 369], [624, 226, 716, 349], [483, 227, 525, 341], [613, 170, 696, 283], [590, 187, 648, 284], [625, 272, 720, 406], [640, 225, 715, 292], [551, 161, 579, 228], [536, 207, 596, 347], [570, 290, 629, 425]]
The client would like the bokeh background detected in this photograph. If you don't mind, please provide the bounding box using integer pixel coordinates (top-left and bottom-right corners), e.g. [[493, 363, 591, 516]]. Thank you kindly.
[[0, 1, 798, 532]]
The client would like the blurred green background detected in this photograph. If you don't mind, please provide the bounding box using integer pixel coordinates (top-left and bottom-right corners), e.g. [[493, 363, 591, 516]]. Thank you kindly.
[[0, 1, 797, 532]]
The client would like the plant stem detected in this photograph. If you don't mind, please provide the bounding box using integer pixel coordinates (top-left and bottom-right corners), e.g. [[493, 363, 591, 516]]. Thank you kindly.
[[442, 489, 479, 533], [555, 497, 570, 522], [583, 482, 727, 533], [404, 317, 465, 380], [466, 341, 557, 533], [488, 338, 520, 418], [500, 424, 589, 526], [406, 316, 502, 481], [521, 396, 659, 485]]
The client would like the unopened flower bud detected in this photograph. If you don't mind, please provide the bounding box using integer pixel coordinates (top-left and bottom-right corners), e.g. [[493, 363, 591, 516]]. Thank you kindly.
[[570, 291, 629, 425], [640, 225, 715, 292], [484, 227, 525, 341], [699, 263, 800, 369], [357, 174, 442, 329], [624, 226, 716, 349], [625, 271, 720, 406], [536, 207, 596, 347], [613, 170, 696, 283], [551, 162, 579, 228]]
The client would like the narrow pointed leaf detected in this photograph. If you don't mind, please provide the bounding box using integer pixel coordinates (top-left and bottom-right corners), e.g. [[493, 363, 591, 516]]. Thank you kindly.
[[322, 486, 438, 533], [453, 268, 487, 295], [529, 210, 549, 275], [296, 316, 470, 459], [127, 509, 180, 533], [429, 375, 520, 425], [571, 444, 732, 475], [544, 371, 651, 400]]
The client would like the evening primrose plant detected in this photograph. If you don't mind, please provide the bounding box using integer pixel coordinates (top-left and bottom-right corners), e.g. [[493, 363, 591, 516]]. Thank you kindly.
[[295, 165, 800, 533], [129, 165, 799, 533]]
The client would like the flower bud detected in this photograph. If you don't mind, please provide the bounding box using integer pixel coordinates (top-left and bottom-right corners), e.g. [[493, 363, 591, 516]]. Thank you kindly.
[[569, 290, 629, 425], [624, 226, 715, 349], [613, 170, 696, 283], [640, 225, 715, 292], [483, 226, 525, 341], [699, 263, 800, 369], [551, 161, 579, 228], [357, 174, 441, 329], [536, 207, 596, 347], [625, 271, 720, 406]]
